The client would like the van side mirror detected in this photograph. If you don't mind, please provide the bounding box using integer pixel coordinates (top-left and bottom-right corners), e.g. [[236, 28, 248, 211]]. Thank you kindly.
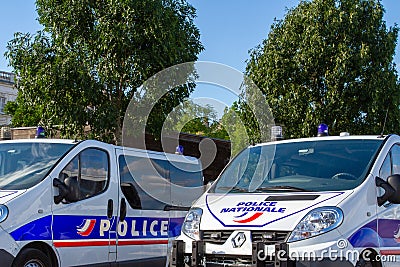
[[53, 178, 69, 204], [387, 174, 400, 204], [376, 175, 400, 206], [53, 177, 81, 204]]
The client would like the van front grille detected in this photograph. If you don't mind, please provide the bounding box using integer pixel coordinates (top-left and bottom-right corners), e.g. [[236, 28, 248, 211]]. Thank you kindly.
[[201, 230, 289, 245], [251, 231, 289, 244], [202, 230, 234, 244]]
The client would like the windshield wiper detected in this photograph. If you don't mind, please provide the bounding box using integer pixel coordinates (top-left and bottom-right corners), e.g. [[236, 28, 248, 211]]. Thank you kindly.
[[255, 185, 310, 192], [216, 186, 249, 193]]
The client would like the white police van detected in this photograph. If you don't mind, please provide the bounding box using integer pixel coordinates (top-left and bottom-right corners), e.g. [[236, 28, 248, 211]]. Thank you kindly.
[[0, 138, 204, 267], [172, 132, 400, 267]]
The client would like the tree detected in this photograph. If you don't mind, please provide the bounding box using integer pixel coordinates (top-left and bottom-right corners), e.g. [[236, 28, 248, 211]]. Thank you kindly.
[[246, 0, 400, 138], [6, 0, 203, 143], [164, 99, 229, 139], [220, 104, 249, 156]]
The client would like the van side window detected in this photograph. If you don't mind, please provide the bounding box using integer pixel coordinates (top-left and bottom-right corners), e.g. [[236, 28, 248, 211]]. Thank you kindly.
[[379, 153, 391, 180], [169, 161, 203, 188], [119, 155, 170, 210], [169, 160, 204, 207], [59, 148, 109, 202], [391, 145, 400, 175], [379, 144, 400, 180]]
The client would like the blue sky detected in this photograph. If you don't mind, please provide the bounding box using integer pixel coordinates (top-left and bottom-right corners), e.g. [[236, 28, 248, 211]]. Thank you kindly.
[[190, 0, 400, 72], [189, 0, 400, 111], [0, 1, 399, 113], [1, 1, 398, 72]]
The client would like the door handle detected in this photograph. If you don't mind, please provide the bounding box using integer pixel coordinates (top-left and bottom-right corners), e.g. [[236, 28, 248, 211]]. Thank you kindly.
[[120, 198, 127, 222], [107, 199, 113, 219]]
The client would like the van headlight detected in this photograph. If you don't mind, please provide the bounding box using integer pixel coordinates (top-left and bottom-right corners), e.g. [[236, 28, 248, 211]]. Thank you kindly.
[[182, 208, 202, 240], [288, 207, 343, 242], [0, 205, 8, 223]]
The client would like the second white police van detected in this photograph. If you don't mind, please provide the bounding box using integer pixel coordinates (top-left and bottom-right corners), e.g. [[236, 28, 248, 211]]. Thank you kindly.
[[172, 131, 400, 267], [0, 138, 204, 267]]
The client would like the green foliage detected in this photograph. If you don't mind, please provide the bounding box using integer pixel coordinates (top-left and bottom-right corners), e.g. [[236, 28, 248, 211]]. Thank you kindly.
[[246, 0, 400, 138], [4, 95, 41, 127], [164, 99, 254, 156], [6, 0, 203, 143], [220, 104, 249, 156], [165, 100, 229, 140]]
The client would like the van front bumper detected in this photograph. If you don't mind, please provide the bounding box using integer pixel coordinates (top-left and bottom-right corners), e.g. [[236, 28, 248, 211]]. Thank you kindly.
[[0, 249, 14, 267], [170, 240, 354, 267]]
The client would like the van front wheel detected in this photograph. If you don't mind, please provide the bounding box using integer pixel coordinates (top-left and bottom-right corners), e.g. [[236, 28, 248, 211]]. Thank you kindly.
[[355, 259, 373, 267], [355, 249, 382, 267], [13, 248, 51, 267]]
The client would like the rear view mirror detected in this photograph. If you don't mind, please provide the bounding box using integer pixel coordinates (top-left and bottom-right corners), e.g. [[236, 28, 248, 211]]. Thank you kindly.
[[53, 178, 69, 204], [53, 177, 81, 204], [376, 175, 400, 206], [387, 174, 400, 204]]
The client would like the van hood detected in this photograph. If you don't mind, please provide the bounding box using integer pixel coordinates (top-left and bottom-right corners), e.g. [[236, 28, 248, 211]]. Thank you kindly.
[[0, 190, 25, 204], [199, 191, 351, 231]]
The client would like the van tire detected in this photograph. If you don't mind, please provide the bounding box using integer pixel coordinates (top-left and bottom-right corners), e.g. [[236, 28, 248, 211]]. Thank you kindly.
[[355, 249, 382, 267], [13, 248, 51, 267], [355, 259, 373, 267]]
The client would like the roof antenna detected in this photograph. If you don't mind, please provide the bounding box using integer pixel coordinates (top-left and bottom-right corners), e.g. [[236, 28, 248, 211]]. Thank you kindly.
[[380, 108, 389, 137]]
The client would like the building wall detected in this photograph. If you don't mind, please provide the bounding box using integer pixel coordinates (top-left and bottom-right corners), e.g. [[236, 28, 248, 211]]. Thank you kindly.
[[0, 71, 17, 125]]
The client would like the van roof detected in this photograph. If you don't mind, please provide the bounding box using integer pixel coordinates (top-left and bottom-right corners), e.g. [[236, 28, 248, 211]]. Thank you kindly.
[[116, 146, 200, 163], [0, 138, 77, 144], [253, 135, 387, 147], [0, 138, 200, 162]]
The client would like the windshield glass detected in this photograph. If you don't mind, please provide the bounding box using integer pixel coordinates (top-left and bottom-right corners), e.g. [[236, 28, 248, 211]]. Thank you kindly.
[[0, 142, 73, 190], [212, 139, 382, 193]]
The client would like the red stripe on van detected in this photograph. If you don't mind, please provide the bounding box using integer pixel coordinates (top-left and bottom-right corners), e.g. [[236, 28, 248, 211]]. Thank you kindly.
[[117, 239, 168, 246], [233, 212, 263, 223], [54, 240, 110, 247], [380, 250, 400, 255]]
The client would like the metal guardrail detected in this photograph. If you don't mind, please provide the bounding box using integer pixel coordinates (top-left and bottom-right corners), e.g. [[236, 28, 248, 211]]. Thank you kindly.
[[0, 71, 15, 84]]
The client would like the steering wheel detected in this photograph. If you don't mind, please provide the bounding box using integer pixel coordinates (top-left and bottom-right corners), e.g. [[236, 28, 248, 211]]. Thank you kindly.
[[331, 172, 358, 180]]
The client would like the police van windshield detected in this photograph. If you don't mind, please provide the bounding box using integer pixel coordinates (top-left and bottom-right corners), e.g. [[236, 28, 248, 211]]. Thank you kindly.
[[212, 139, 382, 193], [0, 142, 73, 190]]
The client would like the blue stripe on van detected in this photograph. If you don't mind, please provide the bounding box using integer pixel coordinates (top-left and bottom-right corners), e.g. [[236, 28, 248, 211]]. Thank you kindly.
[[10, 215, 184, 241], [349, 219, 400, 248], [10, 215, 52, 241]]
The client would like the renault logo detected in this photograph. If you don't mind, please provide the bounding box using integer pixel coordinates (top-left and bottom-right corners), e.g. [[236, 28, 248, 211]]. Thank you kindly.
[[231, 232, 246, 248]]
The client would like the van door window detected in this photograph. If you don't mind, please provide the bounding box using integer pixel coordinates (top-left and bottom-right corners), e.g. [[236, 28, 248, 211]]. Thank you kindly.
[[169, 160, 204, 207], [119, 155, 170, 210], [391, 145, 400, 175], [379, 144, 400, 180], [379, 153, 392, 180], [169, 161, 203, 187], [59, 148, 109, 202]]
